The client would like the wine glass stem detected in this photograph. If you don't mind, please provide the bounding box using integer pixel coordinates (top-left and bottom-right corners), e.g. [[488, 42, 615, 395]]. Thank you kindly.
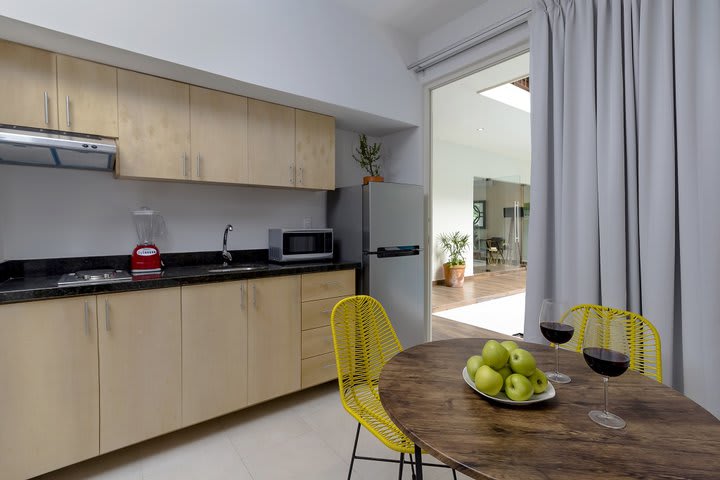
[[603, 376, 609, 415], [555, 344, 560, 375]]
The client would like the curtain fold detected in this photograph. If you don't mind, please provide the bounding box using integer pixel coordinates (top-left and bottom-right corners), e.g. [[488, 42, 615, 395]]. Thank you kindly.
[[526, 0, 720, 418]]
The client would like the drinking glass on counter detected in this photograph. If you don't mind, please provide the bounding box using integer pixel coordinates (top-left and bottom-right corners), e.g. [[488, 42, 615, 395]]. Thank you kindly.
[[538, 299, 574, 383], [582, 315, 630, 429]]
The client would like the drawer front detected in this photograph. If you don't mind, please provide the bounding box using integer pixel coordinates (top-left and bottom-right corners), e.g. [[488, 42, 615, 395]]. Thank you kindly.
[[301, 352, 337, 388], [302, 296, 347, 330], [302, 326, 334, 359], [301, 270, 355, 302]]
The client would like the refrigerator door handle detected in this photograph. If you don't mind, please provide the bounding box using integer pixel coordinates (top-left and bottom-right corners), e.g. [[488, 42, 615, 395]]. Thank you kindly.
[[376, 246, 421, 258]]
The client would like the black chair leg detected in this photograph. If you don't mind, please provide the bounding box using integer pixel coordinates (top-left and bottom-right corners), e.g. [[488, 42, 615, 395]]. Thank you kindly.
[[398, 453, 405, 479], [347, 422, 361, 480], [452, 468, 458, 479], [409, 453, 416, 479], [414, 445, 424, 480]]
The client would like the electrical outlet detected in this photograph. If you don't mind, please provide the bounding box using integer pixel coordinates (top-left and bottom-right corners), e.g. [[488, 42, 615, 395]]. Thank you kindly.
[[303, 217, 312, 229]]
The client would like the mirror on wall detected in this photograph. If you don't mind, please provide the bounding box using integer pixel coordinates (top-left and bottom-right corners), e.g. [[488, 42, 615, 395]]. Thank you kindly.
[[473, 176, 529, 271]]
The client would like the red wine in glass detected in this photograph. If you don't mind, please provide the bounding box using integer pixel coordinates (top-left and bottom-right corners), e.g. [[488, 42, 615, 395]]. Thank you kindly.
[[540, 322, 575, 344], [538, 300, 573, 384], [583, 347, 630, 378], [583, 314, 630, 429]]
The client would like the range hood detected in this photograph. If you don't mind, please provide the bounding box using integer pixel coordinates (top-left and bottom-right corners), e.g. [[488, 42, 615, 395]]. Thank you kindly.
[[0, 127, 116, 171]]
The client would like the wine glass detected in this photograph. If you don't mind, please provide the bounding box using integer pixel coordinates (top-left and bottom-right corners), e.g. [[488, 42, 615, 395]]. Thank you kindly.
[[538, 299, 574, 383], [582, 314, 630, 429]]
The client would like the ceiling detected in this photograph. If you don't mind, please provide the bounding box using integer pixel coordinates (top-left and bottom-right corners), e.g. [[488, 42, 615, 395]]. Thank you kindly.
[[432, 52, 530, 164], [333, 0, 487, 41]]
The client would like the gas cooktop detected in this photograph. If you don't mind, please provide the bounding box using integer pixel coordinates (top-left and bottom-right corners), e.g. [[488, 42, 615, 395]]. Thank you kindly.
[[57, 269, 132, 286]]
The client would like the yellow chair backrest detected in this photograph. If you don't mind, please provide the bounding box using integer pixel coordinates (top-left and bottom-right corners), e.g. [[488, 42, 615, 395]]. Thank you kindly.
[[331, 295, 403, 394], [560, 304, 663, 382]]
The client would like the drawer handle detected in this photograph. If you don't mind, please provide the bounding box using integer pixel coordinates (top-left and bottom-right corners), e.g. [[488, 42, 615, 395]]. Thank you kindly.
[[322, 363, 335, 369], [323, 281, 340, 288], [321, 309, 332, 314]]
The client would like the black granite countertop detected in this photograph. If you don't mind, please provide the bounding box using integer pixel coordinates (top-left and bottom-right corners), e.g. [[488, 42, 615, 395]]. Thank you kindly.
[[0, 250, 359, 305]]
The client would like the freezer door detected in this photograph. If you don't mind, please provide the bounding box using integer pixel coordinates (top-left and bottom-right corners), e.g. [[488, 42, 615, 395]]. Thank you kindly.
[[365, 252, 426, 348], [363, 182, 424, 252]]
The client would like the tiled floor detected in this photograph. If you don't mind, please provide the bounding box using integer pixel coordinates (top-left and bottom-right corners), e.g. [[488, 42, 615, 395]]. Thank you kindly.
[[36, 383, 471, 480]]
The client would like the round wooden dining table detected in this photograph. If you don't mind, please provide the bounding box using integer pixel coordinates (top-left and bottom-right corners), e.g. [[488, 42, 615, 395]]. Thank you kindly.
[[379, 338, 720, 480]]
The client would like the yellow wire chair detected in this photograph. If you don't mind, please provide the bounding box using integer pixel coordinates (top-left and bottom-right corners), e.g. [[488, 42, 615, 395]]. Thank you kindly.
[[330, 295, 456, 480], [558, 304, 663, 382]]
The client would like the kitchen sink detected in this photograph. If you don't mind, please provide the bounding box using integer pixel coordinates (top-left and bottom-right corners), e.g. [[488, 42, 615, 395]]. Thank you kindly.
[[207, 264, 269, 273]]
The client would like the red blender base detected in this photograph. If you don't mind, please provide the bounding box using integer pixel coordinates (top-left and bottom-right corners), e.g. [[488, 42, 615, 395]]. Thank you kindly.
[[131, 244, 162, 274]]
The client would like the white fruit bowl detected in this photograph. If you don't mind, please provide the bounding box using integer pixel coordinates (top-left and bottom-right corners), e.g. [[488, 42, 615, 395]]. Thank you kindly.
[[462, 367, 556, 405]]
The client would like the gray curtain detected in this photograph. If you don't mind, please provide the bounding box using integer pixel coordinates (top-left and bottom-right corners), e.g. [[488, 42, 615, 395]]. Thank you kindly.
[[525, 0, 720, 418]]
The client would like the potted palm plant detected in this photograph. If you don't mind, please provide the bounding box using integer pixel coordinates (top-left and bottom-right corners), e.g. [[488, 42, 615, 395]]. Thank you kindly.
[[439, 231, 470, 288], [352, 133, 383, 184]]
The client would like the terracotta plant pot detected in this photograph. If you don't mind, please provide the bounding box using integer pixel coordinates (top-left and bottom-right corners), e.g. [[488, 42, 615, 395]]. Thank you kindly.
[[363, 176, 384, 185], [443, 263, 466, 288]]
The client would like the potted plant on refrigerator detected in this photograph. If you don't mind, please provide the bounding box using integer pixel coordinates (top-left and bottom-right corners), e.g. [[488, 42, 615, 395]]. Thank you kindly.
[[439, 231, 470, 288], [352, 133, 384, 184]]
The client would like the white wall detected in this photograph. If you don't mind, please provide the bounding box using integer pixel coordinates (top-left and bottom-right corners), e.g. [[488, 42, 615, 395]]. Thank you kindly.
[[0, 163, 326, 260], [431, 140, 530, 280]]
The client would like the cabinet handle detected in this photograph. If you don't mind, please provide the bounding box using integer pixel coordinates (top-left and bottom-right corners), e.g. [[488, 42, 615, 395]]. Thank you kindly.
[[298, 167, 303, 185], [240, 283, 245, 310], [182, 152, 187, 177], [43, 91, 49, 125], [252, 284, 257, 309], [84, 300, 90, 336], [321, 309, 332, 314], [196, 154, 201, 178], [323, 281, 340, 288], [66, 96, 71, 128], [104, 299, 111, 331], [289, 165, 294, 185]]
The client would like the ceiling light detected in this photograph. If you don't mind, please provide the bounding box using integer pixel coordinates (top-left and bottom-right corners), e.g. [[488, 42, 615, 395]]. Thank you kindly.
[[477, 128, 485, 132], [478, 83, 530, 113]]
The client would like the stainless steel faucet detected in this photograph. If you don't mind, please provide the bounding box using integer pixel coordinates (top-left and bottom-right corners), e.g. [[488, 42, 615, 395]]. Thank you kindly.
[[222, 224, 233, 266]]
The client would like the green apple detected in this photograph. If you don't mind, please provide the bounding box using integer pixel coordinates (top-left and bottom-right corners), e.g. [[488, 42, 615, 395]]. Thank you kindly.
[[500, 340, 519, 353], [496, 365, 513, 391], [474, 365, 504, 396], [528, 368, 548, 394], [466, 355, 485, 379], [504, 373, 534, 401], [482, 340, 510, 369], [509, 348, 537, 376]]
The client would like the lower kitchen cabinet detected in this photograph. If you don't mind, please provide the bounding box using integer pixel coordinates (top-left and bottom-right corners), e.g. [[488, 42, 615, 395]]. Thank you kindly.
[[97, 288, 182, 453], [0, 296, 99, 480], [181, 281, 248, 426], [247, 275, 301, 404]]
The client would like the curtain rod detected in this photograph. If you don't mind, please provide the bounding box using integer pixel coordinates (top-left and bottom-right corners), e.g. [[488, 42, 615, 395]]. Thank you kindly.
[[407, 8, 532, 74]]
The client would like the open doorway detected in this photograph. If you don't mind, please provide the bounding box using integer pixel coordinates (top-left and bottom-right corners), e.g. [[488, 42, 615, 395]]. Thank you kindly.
[[430, 52, 530, 338]]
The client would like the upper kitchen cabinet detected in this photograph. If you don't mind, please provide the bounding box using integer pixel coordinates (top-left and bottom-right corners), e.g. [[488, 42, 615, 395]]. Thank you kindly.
[[248, 99, 296, 188], [0, 39, 58, 130], [295, 110, 335, 190], [190, 86, 248, 184], [56, 55, 118, 138], [116, 69, 190, 181]]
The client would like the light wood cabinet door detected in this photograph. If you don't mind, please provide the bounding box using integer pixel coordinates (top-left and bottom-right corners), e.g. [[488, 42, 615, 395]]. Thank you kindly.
[[190, 86, 248, 184], [295, 109, 335, 190], [97, 288, 182, 454], [181, 281, 248, 426], [0, 39, 57, 130], [247, 275, 301, 404], [117, 69, 190, 180], [248, 99, 295, 188], [57, 55, 118, 137], [0, 297, 99, 480]]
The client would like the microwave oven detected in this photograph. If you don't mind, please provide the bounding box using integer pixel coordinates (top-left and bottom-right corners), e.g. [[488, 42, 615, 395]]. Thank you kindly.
[[268, 228, 334, 262]]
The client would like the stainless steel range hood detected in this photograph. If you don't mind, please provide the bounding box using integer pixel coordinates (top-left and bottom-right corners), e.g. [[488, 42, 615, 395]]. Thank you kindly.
[[0, 127, 116, 171]]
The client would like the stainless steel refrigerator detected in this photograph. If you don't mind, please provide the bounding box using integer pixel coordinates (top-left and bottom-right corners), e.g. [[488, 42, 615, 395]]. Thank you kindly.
[[328, 182, 426, 348]]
